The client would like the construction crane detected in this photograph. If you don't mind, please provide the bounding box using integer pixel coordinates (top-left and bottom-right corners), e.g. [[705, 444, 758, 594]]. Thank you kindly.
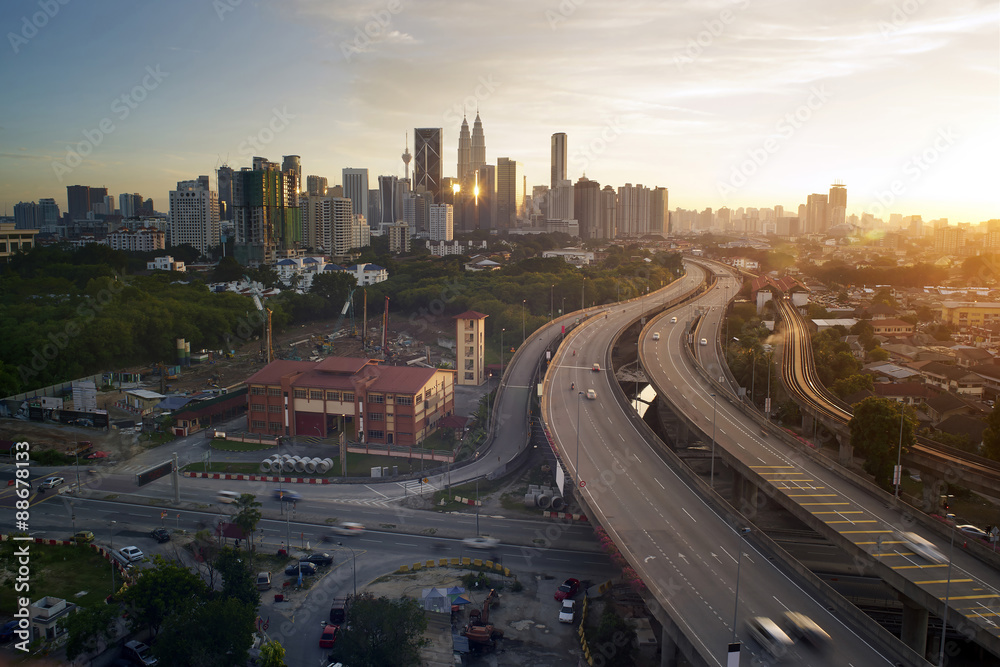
[[332, 288, 356, 338], [245, 276, 274, 363]]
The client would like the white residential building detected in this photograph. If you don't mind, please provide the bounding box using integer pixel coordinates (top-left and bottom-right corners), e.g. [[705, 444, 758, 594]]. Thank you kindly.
[[169, 180, 220, 255], [428, 239, 488, 257], [108, 226, 165, 252], [429, 203, 454, 242], [344, 263, 388, 285], [147, 255, 186, 272]]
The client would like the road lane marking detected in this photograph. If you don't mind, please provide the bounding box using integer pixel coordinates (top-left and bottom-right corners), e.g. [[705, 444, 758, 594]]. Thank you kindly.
[[891, 564, 947, 569], [916, 579, 973, 585]]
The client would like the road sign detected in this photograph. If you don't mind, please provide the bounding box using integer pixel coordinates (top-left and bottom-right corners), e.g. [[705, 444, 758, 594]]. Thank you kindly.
[[579, 480, 586, 488], [892, 465, 902, 486]]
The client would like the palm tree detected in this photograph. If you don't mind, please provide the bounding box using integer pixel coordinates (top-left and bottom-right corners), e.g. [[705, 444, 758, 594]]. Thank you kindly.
[[233, 493, 262, 568]]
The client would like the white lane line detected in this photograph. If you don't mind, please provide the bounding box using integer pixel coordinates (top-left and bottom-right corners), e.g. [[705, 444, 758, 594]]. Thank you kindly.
[[364, 485, 390, 499]]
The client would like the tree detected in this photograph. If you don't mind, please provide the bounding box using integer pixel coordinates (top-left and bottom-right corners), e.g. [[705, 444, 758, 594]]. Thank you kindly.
[[831, 373, 874, 400], [61, 604, 118, 660], [588, 607, 637, 667], [153, 597, 256, 667], [233, 494, 262, 567], [258, 640, 287, 667], [215, 546, 260, 609], [329, 594, 428, 667], [310, 271, 356, 308], [849, 397, 914, 488], [213, 256, 244, 283], [121, 557, 211, 637], [982, 402, 1000, 462], [868, 346, 889, 362]]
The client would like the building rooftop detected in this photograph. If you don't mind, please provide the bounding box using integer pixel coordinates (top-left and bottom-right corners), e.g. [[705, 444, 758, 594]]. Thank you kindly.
[[453, 310, 489, 320]]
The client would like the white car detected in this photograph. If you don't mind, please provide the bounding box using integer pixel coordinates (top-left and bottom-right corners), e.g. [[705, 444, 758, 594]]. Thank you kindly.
[[957, 525, 988, 539], [700, 338, 708, 346], [330, 522, 366, 536], [462, 536, 499, 550], [120, 546, 144, 562], [39, 476, 64, 490], [652, 332, 660, 341], [586, 389, 597, 400], [669, 316, 677, 323], [559, 599, 575, 623]]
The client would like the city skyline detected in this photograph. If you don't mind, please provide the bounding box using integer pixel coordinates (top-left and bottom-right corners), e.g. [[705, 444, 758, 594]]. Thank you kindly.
[[2, 0, 997, 223]]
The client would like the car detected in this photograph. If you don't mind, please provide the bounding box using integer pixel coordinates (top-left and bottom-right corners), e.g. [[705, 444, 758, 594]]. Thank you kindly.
[[285, 561, 317, 576], [554, 577, 580, 601], [72, 530, 95, 544], [39, 476, 64, 490], [149, 528, 170, 543], [0, 620, 19, 642], [669, 316, 677, 323], [304, 552, 334, 566], [898, 531, 946, 563], [329, 521, 366, 536], [319, 623, 340, 648], [273, 489, 302, 502], [559, 599, 576, 623], [586, 389, 597, 400], [217, 490, 240, 504], [122, 639, 158, 666], [700, 338, 708, 346], [119, 546, 144, 562], [591, 363, 601, 372], [256, 572, 271, 590], [782, 612, 830, 648], [462, 536, 499, 550], [957, 525, 988, 539], [652, 332, 660, 340], [745, 616, 793, 659]]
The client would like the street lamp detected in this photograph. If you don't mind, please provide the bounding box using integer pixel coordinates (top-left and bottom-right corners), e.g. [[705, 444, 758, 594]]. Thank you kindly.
[[500, 328, 505, 378], [732, 527, 752, 642], [109, 520, 117, 591], [338, 541, 357, 596], [575, 391, 584, 480], [582, 278, 586, 311], [550, 284, 554, 321], [894, 409, 905, 499], [710, 393, 718, 487], [521, 299, 526, 343], [939, 519, 957, 667]]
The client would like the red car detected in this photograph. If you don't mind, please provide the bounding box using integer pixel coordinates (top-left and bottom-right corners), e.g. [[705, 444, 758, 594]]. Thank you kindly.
[[319, 623, 339, 648], [554, 578, 580, 601]]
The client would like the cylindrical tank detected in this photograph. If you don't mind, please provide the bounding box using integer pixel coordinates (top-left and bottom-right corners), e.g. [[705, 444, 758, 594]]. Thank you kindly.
[[550, 496, 566, 511], [523, 493, 538, 507], [259, 460, 272, 473], [281, 457, 297, 473], [176, 338, 185, 365], [293, 457, 307, 473], [304, 459, 317, 474], [536, 494, 551, 509], [316, 459, 331, 474]]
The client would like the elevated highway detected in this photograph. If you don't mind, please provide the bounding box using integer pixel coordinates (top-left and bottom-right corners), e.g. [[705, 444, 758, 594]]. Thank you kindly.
[[543, 263, 906, 666]]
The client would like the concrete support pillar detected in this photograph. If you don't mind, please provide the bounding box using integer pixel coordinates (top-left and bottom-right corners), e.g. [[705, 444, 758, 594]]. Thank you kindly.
[[801, 412, 814, 434], [732, 474, 760, 517], [838, 434, 854, 466], [899, 593, 929, 657], [660, 624, 678, 667]]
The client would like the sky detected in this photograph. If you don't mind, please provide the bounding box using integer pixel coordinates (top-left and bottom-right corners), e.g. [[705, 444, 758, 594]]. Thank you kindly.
[[1, 0, 998, 223]]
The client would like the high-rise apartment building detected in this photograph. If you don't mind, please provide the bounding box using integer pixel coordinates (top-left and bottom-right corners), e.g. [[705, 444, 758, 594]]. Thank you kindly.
[[37, 198, 59, 228], [550, 133, 567, 189], [549, 179, 574, 221], [617, 183, 651, 237], [805, 194, 828, 234], [496, 158, 523, 229], [169, 177, 220, 255], [217, 165, 234, 221], [386, 222, 410, 253], [828, 182, 847, 229], [600, 185, 617, 239], [233, 157, 302, 266], [119, 193, 143, 219], [306, 175, 328, 196], [67, 185, 90, 219], [89, 187, 108, 215], [367, 188, 381, 229], [573, 176, 601, 240], [414, 128, 443, 202], [475, 165, 495, 230], [342, 168, 369, 227], [429, 203, 454, 242], [13, 202, 38, 230], [378, 175, 400, 226], [650, 187, 669, 237], [933, 226, 965, 255]]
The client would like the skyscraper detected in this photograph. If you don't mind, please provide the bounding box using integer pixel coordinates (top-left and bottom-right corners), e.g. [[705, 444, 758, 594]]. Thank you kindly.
[[617, 184, 651, 237], [805, 194, 828, 234], [342, 168, 369, 226], [550, 133, 567, 189], [599, 185, 617, 239], [549, 180, 574, 221], [38, 198, 59, 228], [457, 116, 472, 183], [828, 182, 847, 228], [217, 165, 234, 221], [378, 175, 399, 225], [429, 203, 454, 242], [67, 185, 90, 219], [414, 128, 442, 202], [306, 175, 328, 196], [281, 156, 301, 187], [13, 202, 38, 229], [169, 178, 220, 255], [233, 157, 302, 266], [496, 158, 523, 229], [573, 176, 601, 240], [651, 187, 669, 237], [471, 112, 486, 173], [476, 165, 495, 230], [89, 187, 108, 214]]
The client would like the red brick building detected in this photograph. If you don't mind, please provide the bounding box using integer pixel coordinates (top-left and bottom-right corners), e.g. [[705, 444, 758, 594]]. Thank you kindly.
[[245, 357, 456, 447]]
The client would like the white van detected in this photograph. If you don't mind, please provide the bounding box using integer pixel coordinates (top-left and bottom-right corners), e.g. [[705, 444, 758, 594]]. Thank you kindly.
[[746, 616, 793, 659], [217, 490, 240, 504]]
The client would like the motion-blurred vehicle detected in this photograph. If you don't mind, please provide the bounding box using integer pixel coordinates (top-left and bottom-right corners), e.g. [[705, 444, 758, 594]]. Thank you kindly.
[[273, 489, 302, 502], [957, 525, 988, 539], [745, 616, 793, 659], [898, 531, 946, 563], [781, 612, 830, 648], [462, 536, 499, 550]]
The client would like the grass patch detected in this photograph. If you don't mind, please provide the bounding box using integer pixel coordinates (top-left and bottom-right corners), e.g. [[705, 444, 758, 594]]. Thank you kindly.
[[181, 462, 271, 475], [139, 432, 175, 448], [0, 543, 115, 614], [432, 478, 504, 510], [210, 439, 276, 453]]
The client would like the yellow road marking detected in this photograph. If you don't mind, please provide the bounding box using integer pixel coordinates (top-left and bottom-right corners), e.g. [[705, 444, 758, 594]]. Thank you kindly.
[[916, 579, 973, 585], [892, 564, 948, 569]]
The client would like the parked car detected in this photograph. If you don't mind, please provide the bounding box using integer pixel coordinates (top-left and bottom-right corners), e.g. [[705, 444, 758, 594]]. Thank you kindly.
[[781, 612, 830, 648], [149, 528, 170, 543], [256, 572, 271, 591], [285, 561, 317, 576], [304, 552, 333, 566], [39, 476, 64, 490], [119, 546, 144, 563], [586, 389, 597, 400], [462, 536, 499, 550], [72, 530, 95, 544], [745, 616, 793, 659], [957, 525, 988, 539], [652, 332, 660, 340], [558, 599, 576, 623], [273, 489, 302, 502], [122, 639, 158, 666], [319, 623, 340, 648], [554, 578, 580, 601], [0, 620, 18, 642]]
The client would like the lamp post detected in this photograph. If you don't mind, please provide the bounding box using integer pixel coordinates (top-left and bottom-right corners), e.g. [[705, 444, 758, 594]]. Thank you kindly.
[[575, 391, 584, 480], [562, 297, 565, 316], [550, 284, 554, 321], [939, 518, 957, 666], [476, 479, 480, 535], [750, 347, 756, 406], [894, 409, 905, 499], [582, 278, 586, 311], [338, 541, 357, 596], [109, 520, 117, 591], [732, 527, 752, 642], [765, 349, 772, 420], [500, 328, 505, 378], [521, 299, 526, 343], [710, 393, 718, 487], [74, 448, 81, 490]]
